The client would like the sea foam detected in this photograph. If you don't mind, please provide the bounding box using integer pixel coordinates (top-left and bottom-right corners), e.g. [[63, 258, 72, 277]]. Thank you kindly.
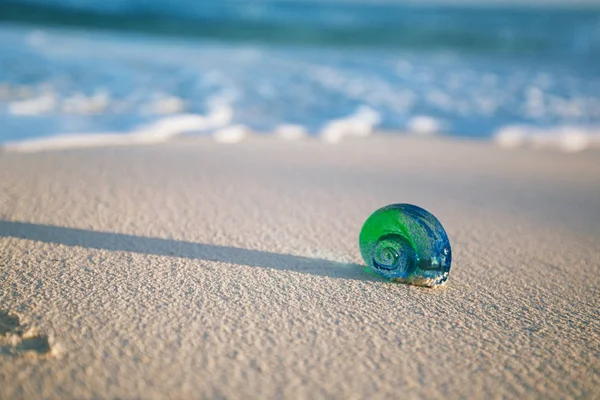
[[494, 125, 600, 153], [2, 106, 232, 153], [320, 106, 381, 143]]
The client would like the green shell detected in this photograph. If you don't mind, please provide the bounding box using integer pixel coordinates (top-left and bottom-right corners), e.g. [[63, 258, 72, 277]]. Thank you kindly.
[[359, 204, 452, 287]]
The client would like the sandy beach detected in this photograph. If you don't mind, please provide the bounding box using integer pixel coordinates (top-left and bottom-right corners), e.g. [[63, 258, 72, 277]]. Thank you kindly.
[[1, 136, 599, 399]]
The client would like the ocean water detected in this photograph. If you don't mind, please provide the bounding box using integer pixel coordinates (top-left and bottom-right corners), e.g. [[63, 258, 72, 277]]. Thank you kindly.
[[1, 1, 600, 150]]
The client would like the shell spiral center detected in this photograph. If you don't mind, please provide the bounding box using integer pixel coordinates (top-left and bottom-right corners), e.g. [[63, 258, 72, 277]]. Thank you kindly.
[[372, 233, 416, 276]]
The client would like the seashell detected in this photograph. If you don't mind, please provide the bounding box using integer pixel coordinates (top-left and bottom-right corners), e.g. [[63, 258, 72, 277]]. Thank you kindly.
[[359, 204, 451, 287]]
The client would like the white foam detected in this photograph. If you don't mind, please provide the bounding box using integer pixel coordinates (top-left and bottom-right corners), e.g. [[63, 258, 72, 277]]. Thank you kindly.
[[494, 125, 529, 149], [320, 106, 381, 144], [494, 124, 600, 153], [8, 93, 56, 115], [274, 124, 307, 140], [2, 132, 145, 153], [136, 114, 212, 139], [407, 115, 444, 136], [2, 112, 229, 153], [212, 125, 250, 144], [205, 103, 234, 128], [2, 85, 235, 153]]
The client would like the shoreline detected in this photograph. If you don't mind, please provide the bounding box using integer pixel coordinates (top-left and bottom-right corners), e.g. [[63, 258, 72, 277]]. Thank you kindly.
[[2, 128, 600, 154]]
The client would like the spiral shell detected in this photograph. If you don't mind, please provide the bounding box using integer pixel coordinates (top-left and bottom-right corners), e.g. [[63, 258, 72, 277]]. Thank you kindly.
[[359, 204, 451, 287]]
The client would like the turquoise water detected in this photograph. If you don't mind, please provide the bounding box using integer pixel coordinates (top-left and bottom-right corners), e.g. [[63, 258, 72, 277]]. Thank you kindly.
[[1, 1, 599, 143]]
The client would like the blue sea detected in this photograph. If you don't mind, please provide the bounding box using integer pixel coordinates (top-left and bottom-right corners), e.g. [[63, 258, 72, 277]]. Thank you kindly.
[[1, 0, 600, 148]]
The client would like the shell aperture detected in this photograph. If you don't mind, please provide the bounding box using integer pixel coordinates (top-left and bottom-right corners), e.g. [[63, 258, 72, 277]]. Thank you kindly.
[[359, 204, 451, 287]]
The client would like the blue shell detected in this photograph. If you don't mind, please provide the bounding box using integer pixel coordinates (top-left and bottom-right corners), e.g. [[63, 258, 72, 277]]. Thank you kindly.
[[359, 204, 452, 287]]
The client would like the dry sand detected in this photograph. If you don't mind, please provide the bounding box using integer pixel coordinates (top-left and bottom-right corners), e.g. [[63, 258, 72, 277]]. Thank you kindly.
[[0, 136, 599, 399]]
